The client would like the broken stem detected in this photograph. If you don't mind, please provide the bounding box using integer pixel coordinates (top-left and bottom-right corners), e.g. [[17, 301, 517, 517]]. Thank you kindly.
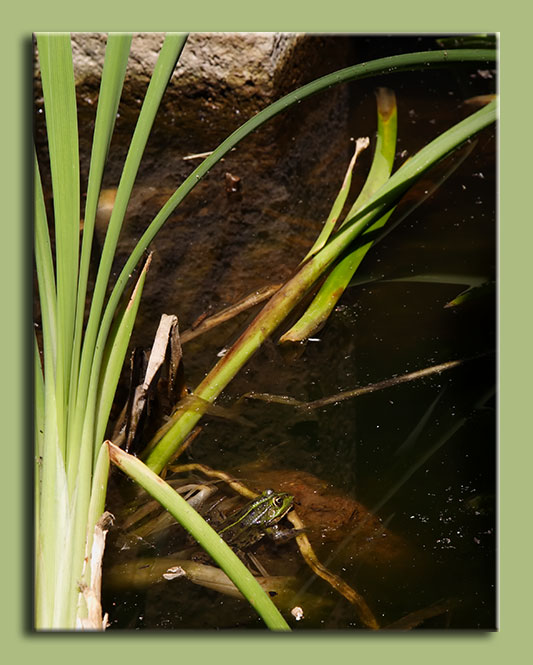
[[242, 355, 490, 410], [180, 283, 282, 344], [168, 463, 257, 499], [286, 511, 379, 630]]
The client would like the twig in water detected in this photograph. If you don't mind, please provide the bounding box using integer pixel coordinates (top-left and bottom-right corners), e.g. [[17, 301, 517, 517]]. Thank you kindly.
[[180, 284, 282, 344], [243, 355, 491, 410], [168, 462, 257, 500], [286, 510, 379, 630]]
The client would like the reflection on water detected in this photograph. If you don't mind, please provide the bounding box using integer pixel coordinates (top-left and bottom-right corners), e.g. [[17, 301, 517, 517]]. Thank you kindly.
[[76, 34, 496, 630]]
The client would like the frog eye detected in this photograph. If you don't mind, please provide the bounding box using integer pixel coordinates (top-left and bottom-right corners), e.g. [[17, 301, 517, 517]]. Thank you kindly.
[[273, 496, 283, 507]]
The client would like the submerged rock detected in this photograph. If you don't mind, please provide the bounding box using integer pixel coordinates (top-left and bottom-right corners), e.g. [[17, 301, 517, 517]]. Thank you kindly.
[[240, 467, 411, 566]]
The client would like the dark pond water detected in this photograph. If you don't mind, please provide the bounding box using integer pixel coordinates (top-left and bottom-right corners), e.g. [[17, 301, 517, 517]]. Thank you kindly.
[[36, 34, 497, 630]]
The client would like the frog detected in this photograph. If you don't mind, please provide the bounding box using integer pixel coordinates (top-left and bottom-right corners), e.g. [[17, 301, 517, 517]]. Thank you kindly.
[[216, 488, 296, 550]]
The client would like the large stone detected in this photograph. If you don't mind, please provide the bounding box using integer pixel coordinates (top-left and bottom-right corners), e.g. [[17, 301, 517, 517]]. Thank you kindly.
[[68, 32, 304, 91], [35, 33, 350, 136]]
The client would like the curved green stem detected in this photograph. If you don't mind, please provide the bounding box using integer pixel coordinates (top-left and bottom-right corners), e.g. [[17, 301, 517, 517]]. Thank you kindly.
[[281, 87, 398, 342]]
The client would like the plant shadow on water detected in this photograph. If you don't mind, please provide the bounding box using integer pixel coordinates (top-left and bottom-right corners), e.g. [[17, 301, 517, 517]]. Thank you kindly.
[[52, 34, 495, 630]]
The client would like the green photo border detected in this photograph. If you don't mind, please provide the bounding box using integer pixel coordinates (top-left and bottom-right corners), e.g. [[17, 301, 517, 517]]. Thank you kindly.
[[4, 2, 527, 662]]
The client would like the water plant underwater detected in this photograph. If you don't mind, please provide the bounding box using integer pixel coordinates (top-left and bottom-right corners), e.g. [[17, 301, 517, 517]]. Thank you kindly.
[[34, 32, 497, 630]]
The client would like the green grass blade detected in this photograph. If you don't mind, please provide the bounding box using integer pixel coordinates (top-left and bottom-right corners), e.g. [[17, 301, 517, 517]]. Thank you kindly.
[[280, 211, 396, 343], [34, 147, 67, 626], [107, 442, 291, 631], [144, 99, 497, 473], [36, 33, 80, 455], [77, 442, 110, 625], [281, 88, 398, 342], [68, 33, 187, 483], [69, 34, 132, 427], [34, 333, 44, 593], [342, 139, 479, 293], [302, 137, 369, 262], [343, 87, 398, 221], [62, 35, 188, 628], [35, 371, 72, 627], [94, 255, 151, 450], [34, 150, 57, 364], [86, 443, 110, 550], [444, 280, 495, 308]]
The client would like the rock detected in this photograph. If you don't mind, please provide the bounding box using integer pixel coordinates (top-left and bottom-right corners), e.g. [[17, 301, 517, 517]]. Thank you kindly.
[[67, 32, 303, 93], [35, 33, 352, 139]]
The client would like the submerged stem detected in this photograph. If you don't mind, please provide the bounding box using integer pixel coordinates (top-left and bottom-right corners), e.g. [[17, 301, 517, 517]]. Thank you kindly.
[[243, 355, 488, 410]]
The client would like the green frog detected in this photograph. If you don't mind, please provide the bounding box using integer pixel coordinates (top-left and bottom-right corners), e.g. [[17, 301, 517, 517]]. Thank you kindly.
[[216, 488, 296, 550]]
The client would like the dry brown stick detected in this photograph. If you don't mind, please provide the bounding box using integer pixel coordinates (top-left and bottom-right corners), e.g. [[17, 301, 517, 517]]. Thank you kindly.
[[144, 392, 253, 460], [305, 357, 465, 409], [242, 355, 489, 410], [168, 462, 257, 499], [78, 512, 114, 631], [161, 427, 204, 475], [286, 511, 380, 630], [382, 598, 455, 630], [180, 284, 282, 344]]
